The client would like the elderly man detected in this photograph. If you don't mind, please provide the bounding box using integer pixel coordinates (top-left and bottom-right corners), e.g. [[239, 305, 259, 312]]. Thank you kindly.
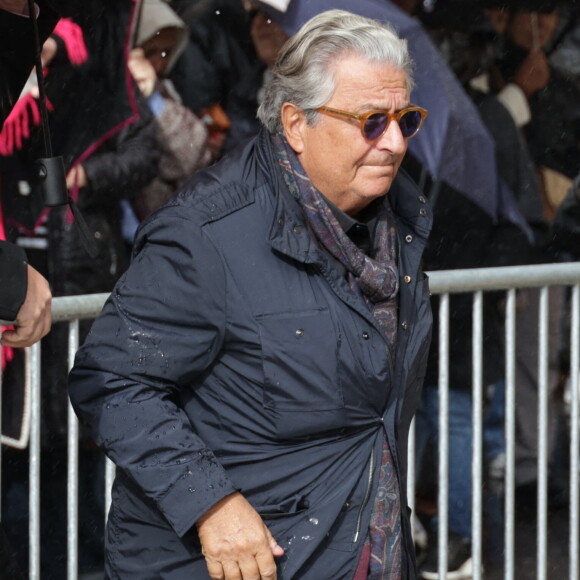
[[69, 10, 432, 580]]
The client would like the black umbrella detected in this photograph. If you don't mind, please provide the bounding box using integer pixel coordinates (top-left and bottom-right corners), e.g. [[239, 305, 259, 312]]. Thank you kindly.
[[25, 0, 97, 257]]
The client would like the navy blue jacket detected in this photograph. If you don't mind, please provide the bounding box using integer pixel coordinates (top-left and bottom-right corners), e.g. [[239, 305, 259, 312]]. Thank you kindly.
[[69, 128, 432, 579]]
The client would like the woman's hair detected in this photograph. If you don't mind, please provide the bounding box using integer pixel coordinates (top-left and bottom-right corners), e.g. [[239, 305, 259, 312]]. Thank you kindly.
[[257, 9, 415, 134]]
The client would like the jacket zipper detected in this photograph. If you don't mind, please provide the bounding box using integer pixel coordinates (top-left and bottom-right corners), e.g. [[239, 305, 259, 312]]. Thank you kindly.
[[353, 446, 376, 543]]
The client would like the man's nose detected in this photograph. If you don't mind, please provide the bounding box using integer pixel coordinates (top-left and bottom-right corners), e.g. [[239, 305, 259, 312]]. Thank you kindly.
[[375, 119, 407, 154]]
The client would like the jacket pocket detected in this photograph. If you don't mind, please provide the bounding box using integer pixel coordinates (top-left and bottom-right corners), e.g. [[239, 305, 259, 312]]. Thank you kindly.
[[254, 493, 310, 519], [257, 308, 343, 411]]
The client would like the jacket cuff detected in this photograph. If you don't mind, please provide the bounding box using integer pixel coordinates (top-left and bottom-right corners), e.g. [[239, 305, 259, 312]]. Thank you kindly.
[[156, 454, 238, 538], [0, 241, 28, 322]]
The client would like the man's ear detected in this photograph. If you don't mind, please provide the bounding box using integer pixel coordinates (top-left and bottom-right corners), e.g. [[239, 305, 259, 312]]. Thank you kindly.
[[280, 102, 307, 154]]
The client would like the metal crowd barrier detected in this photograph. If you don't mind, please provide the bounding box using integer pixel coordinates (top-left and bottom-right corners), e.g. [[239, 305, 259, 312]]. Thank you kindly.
[[411, 262, 580, 580], [0, 262, 579, 579]]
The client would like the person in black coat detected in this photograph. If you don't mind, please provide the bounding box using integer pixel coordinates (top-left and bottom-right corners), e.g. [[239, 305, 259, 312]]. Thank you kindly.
[[0, 1, 54, 348], [1, 2, 159, 576], [0, 4, 57, 577]]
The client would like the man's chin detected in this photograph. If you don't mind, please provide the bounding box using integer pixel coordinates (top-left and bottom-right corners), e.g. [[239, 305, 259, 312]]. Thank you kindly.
[[365, 174, 396, 196]]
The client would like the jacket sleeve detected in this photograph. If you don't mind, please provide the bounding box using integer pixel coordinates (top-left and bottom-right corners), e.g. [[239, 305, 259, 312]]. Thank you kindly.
[[68, 204, 237, 538], [0, 241, 27, 322], [80, 99, 160, 208]]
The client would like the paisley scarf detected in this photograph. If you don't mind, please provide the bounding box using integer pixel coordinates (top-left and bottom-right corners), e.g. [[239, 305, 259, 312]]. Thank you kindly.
[[272, 133, 402, 579]]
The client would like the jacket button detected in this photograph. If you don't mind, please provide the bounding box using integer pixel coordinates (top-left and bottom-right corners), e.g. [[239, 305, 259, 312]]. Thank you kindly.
[[404, 275, 412, 284], [405, 234, 413, 243], [278, 218, 285, 227], [419, 208, 427, 217], [362, 331, 370, 340], [293, 225, 303, 234], [295, 329, 304, 337], [401, 321, 408, 330], [419, 195, 427, 203]]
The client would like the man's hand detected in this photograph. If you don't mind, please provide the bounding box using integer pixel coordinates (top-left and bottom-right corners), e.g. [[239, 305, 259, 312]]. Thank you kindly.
[[515, 50, 550, 98], [197, 492, 285, 580], [1, 265, 51, 348]]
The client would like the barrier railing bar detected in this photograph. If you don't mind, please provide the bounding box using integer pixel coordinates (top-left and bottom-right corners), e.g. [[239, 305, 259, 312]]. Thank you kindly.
[[537, 287, 549, 580], [472, 291, 484, 580], [570, 284, 580, 580], [67, 320, 80, 580], [427, 262, 580, 294], [504, 289, 517, 580], [28, 342, 41, 580], [51, 293, 108, 322], [408, 418, 416, 517], [45, 263, 580, 316], [105, 458, 116, 527], [438, 293, 450, 579]]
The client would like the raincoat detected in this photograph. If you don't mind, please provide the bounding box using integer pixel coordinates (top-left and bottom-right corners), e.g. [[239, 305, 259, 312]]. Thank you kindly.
[[69, 127, 433, 579]]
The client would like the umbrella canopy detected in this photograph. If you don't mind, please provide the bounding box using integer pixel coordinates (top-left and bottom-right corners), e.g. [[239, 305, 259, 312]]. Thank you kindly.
[[258, 0, 527, 228]]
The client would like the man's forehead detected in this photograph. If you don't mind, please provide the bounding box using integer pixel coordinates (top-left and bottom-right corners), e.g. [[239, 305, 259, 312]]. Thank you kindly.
[[330, 63, 409, 105]]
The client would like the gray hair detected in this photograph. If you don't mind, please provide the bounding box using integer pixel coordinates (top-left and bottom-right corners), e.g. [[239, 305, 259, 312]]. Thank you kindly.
[[257, 9, 415, 134]]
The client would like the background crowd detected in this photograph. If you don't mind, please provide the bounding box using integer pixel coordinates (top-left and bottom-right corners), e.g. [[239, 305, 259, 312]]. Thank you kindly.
[[1, 0, 579, 578]]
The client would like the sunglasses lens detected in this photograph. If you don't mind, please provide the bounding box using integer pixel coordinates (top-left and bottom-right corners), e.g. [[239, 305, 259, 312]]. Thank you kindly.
[[363, 113, 388, 140], [399, 110, 422, 138]]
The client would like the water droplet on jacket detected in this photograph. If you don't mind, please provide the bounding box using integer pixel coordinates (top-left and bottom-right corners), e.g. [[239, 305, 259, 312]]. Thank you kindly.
[[309, 518, 319, 525], [188, 487, 196, 493]]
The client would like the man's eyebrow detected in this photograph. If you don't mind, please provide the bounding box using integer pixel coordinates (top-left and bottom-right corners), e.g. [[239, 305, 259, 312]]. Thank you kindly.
[[356, 102, 412, 112]]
